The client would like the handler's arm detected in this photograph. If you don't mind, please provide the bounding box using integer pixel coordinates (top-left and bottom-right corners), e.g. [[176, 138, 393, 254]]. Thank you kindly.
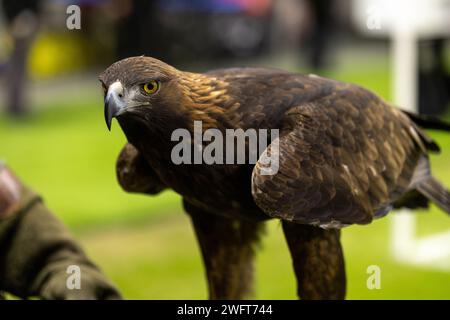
[[0, 164, 121, 299]]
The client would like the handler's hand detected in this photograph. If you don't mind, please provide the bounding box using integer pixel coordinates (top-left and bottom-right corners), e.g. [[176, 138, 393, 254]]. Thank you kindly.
[[0, 164, 122, 300], [38, 264, 121, 300]]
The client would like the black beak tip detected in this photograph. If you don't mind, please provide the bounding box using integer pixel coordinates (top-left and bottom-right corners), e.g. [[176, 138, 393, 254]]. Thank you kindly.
[[104, 99, 113, 131], [105, 112, 112, 131]]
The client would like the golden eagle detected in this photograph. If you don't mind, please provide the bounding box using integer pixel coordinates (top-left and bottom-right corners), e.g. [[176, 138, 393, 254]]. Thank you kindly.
[[100, 56, 450, 299]]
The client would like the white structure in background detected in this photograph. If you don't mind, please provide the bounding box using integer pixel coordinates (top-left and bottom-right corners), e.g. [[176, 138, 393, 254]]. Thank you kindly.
[[352, 0, 450, 270]]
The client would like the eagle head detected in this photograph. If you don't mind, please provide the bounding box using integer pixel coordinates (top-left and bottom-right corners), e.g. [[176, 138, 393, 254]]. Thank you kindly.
[[99, 56, 184, 131], [99, 56, 229, 133]]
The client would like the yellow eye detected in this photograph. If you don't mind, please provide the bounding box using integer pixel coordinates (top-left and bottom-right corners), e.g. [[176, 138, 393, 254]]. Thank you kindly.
[[143, 81, 159, 94]]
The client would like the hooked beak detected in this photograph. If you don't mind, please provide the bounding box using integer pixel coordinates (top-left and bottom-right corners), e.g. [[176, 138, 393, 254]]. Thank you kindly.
[[104, 81, 125, 131]]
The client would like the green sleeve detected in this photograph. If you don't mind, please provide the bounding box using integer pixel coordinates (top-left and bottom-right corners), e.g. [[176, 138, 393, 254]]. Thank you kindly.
[[0, 179, 121, 299]]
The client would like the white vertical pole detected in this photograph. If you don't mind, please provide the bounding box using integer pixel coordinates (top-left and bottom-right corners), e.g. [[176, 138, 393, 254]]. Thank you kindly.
[[392, 29, 418, 112], [390, 27, 418, 262]]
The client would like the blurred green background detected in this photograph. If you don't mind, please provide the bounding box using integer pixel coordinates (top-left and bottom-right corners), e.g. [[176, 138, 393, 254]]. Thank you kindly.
[[1, 0, 449, 300]]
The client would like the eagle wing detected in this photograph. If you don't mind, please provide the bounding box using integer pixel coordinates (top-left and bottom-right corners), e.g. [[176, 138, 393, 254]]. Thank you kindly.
[[116, 143, 166, 195], [251, 85, 427, 228]]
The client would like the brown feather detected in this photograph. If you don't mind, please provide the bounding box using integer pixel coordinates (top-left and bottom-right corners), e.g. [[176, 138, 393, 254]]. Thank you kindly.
[[101, 57, 450, 227]]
